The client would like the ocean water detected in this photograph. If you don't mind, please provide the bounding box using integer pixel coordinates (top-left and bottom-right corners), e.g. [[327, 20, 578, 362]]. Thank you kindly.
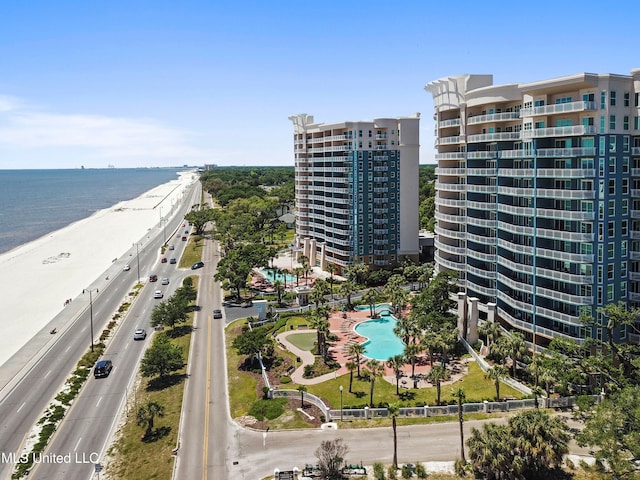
[[0, 168, 185, 254]]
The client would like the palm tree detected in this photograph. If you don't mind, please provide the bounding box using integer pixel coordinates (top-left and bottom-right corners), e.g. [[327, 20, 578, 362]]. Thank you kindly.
[[393, 315, 416, 346], [293, 266, 304, 286], [427, 364, 450, 406], [388, 403, 401, 469], [362, 288, 382, 318], [136, 400, 165, 439], [478, 321, 502, 356], [309, 313, 328, 359], [345, 361, 357, 392], [451, 388, 466, 462], [299, 254, 310, 278], [273, 280, 284, 306], [337, 280, 358, 310], [366, 359, 384, 407], [403, 343, 421, 380], [326, 263, 336, 298], [297, 385, 308, 408], [531, 385, 544, 409], [386, 354, 405, 396], [485, 365, 508, 401], [348, 342, 366, 378], [507, 332, 528, 378]]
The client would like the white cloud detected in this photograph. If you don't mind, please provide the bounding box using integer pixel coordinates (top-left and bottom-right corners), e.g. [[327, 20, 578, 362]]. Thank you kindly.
[[0, 95, 213, 167]]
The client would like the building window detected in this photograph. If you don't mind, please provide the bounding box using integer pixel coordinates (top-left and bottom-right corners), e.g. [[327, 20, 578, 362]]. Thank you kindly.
[[622, 199, 629, 215], [609, 115, 616, 130], [609, 179, 615, 194], [598, 244, 603, 262], [608, 220, 615, 235], [598, 265, 604, 282], [624, 116, 630, 130], [609, 136, 616, 153], [359, 130, 362, 137], [600, 116, 605, 134], [601, 91, 606, 109], [622, 178, 629, 194], [621, 261, 627, 277], [607, 285, 614, 301], [636, 92, 640, 107], [609, 157, 615, 173], [621, 281, 627, 298], [608, 263, 614, 280], [623, 137, 630, 153], [610, 91, 616, 106], [635, 116, 640, 130], [624, 92, 630, 106], [621, 240, 628, 256], [622, 220, 628, 235], [597, 287, 603, 304], [608, 242, 614, 259]]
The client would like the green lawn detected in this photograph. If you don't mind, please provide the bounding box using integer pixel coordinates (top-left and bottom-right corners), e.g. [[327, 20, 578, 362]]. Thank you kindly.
[[286, 332, 316, 351]]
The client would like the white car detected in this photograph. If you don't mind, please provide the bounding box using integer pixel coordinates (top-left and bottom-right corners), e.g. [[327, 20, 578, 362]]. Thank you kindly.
[[161, 277, 170, 285], [133, 328, 146, 340], [123, 264, 130, 271], [154, 290, 163, 299]]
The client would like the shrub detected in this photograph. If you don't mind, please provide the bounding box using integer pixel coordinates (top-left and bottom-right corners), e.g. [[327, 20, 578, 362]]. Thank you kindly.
[[248, 398, 287, 421], [373, 462, 386, 480], [280, 376, 291, 384], [415, 462, 427, 478], [401, 464, 413, 478], [387, 464, 397, 480]]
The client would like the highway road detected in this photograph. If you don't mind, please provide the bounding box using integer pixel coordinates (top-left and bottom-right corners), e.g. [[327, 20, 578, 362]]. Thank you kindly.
[[0, 181, 200, 480]]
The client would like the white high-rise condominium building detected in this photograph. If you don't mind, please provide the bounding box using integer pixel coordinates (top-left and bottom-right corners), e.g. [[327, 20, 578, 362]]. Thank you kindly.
[[289, 114, 420, 275], [426, 70, 640, 349]]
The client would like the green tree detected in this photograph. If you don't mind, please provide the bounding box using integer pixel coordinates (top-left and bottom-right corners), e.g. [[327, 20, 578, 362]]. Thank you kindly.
[[140, 335, 184, 379], [337, 280, 358, 309], [467, 410, 569, 480], [136, 400, 165, 439], [478, 321, 502, 356], [297, 385, 308, 408], [387, 354, 405, 396], [184, 207, 215, 235], [326, 263, 336, 298], [345, 262, 369, 286], [388, 403, 401, 469], [485, 365, 508, 402], [362, 288, 383, 318], [366, 359, 384, 407], [231, 327, 271, 366], [576, 385, 640, 479], [451, 388, 466, 462], [273, 279, 284, 306], [403, 343, 421, 380], [427, 364, 450, 405], [348, 343, 365, 378], [345, 361, 357, 393]]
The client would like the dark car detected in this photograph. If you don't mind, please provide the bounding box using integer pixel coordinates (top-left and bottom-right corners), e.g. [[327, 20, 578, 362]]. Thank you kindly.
[[161, 257, 167, 263], [191, 261, 204, 270], [181, 236, 187, 241], [149, 274, 158, 282], [170, 258, 177, 264], [94, 360, 113, 378], [213, 309, 223, 319]]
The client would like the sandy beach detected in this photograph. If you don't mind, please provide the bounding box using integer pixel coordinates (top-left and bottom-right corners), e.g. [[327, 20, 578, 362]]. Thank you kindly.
[[0, 170, 198, 368]]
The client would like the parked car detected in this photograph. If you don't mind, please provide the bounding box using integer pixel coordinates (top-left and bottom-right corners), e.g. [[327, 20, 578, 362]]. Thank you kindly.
[[170, 258, 177, 264], [213, 309, 223, 319], [181, 236, 187, 241], [149, 274, 158, 282], [161, 257, 168, 263], [133, 328, 147, 340], [169, 245, 175, 250], [191, 261, 204, 270], [94, 360, 113, 378], [161, 277, 170, 285], [123, 264, 130, 271], [154, 290, 163, 299]]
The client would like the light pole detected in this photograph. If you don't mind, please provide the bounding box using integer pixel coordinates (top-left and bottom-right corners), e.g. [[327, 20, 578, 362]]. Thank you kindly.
[[339, 385, 343, 422], [83, 287, 98, 352], [133, 242, 141, 284]]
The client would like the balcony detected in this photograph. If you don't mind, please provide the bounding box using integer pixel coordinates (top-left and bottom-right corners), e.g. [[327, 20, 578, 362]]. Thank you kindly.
[[535, 168, 595, 178], [439, 118, 461, 128], [521, 101, 596, 117], [435, 152, 466, 161], [536, 147, 596, 157], [499, 149, 535, 159], [375, 144, 388, 150], [435, 182, 466, 192], [435, 167, 466, 176], [375, 133, 388, 139], [522, 125, 597, 139], [467, 132, 521, 143], [467, 168, 496, 176], [435, 251, 467, 271], [633, 147, 640, 155], [466, 151, 497, 159], [467, 112, 521, 124], [436, 135, 464, 145]]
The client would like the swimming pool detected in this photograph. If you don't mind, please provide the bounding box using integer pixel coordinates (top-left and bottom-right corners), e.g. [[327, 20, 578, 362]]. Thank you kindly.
[[355, 314, 405, 361], [259, 268, 298, 284]]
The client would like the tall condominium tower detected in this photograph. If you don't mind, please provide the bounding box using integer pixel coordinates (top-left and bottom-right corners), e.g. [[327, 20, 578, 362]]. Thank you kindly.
[[289, 114, 420, 275], [425, 70, 640, 349]]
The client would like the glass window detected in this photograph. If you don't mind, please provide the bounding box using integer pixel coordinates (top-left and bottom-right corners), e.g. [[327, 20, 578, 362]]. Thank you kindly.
[[609, 136, 616, 152], [601, 91, 606, 109], [608, 242, 614, 258], [600, 116, 605, 134], [624, 116, 629, 130], [624, 92, 630, 106], [609, 179, 615, 194], [609, 115, 616, 130], [610, 91, 616, 106], [622, 178, 629, 194], [622, 199, 628, 215], [622, 220, 628, 235], [607, 285, 614, 301], [621, 261, 627, 277], [623, 137, 630, 153], [621, 240, 628, 256], [621, 281, 627, 298], [609, 157, 615, 173], [608, 263, 614, 279]]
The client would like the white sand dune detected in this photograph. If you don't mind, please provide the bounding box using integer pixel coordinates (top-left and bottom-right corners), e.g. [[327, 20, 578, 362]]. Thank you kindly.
[[0, 170, 198, 369]]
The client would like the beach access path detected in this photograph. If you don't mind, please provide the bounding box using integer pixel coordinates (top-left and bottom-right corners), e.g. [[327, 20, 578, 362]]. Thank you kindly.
[[0, 170, 198, 375]]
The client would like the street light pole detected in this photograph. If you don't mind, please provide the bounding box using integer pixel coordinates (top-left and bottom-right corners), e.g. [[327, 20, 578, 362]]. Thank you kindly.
[[83, 287, 98, 352], [134, 242, 141, 284], [339, 385, 343, 422]]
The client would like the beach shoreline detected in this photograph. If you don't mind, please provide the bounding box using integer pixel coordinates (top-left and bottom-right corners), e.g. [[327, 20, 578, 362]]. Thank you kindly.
[[0, 170, 198, 369]]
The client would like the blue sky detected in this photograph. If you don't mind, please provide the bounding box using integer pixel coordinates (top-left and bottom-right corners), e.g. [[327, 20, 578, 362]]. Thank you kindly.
[[0, 0, 637, 169]]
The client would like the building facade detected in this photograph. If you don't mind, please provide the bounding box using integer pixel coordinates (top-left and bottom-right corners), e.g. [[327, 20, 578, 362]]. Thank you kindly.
[[426, 70, 640, 349], [289, 114, 420, 274]]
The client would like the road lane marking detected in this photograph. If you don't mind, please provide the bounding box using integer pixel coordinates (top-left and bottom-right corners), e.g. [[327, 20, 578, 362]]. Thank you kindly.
[[96, 397, 102, 407], [124, 342, 129, 351], [203, 314, 212, 480], [73, 437, 82, 452], [17, 402, 25, 413], [65, 345, 71, 353], [44, 369, 51, 379]]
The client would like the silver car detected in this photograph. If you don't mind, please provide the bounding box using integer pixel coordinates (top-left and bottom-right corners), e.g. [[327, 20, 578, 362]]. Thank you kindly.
[[133, 328, 147, 340]]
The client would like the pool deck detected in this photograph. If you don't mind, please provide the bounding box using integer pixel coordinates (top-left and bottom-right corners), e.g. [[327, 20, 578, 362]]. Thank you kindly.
[[276, 308, 469, 388]]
